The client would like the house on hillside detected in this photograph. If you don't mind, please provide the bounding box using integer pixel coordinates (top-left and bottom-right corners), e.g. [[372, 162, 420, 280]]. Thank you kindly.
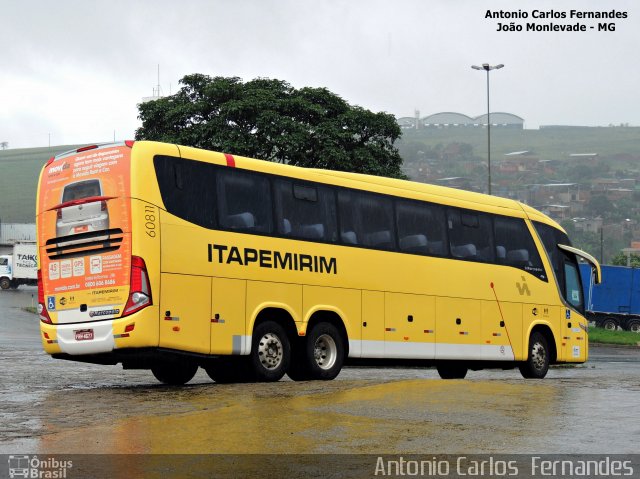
[[499, 151, 540, 173]]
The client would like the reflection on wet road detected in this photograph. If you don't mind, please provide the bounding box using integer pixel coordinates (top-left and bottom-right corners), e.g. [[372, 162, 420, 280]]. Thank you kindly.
[[1, 287, 639, 454]]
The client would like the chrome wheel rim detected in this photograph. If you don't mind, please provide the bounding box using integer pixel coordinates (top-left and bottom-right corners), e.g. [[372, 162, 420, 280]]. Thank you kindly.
[[314, 334, 337, 370], [257, 333, 283, 370]]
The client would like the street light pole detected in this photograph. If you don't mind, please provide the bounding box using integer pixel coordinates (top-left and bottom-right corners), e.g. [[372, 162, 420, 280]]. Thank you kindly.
[[472, 63, 504, 195]]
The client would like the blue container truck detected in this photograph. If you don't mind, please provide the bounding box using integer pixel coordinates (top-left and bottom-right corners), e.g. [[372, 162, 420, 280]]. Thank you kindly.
[[579, 263, 640, 332]]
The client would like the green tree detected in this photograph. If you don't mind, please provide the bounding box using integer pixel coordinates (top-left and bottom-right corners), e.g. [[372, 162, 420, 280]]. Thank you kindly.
[[611, 252, 640, 267], [136, 74, 404, 178], [586, 194, 614, 219]]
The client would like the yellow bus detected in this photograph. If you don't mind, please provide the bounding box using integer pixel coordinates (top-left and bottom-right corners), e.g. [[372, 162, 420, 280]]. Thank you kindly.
[[36, 140, 600, 384]]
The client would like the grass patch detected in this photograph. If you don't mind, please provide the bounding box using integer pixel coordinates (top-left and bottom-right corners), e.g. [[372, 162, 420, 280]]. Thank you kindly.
[[589, 327, 640, 346], [22, 306, 37, 314]]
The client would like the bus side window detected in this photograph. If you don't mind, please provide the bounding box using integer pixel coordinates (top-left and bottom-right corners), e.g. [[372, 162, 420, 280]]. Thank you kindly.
[[533, 221, 570, 284], [338, 191, 360, 245], [273, 179, 337, 242], [153, 155, 217, 228], [564, 258, 584, 312], [339, 190, 395, 250], [494, 217, 546, 280], [395, 199, 446, 256], [447, 208, 493, 262], [217, 169, 273, 234]]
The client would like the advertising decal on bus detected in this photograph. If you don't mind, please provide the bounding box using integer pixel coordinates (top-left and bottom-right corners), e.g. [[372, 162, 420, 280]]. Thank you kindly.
[[38, 146, 132, 322]]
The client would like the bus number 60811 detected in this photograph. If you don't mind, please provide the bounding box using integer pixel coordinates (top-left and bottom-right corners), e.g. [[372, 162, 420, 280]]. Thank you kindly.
[[144, 205, 157, 238]]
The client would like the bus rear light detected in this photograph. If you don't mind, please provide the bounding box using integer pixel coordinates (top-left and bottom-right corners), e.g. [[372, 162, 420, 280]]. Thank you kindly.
[[37, 270, 53, 324], [125, 140, 135, 148], [123, 256, 152, 316], [77, 145, 99, 153]]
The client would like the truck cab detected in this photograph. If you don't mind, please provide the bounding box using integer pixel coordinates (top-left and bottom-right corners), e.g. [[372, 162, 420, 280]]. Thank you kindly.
[[0, 243, 38, 290], [0, 255, 15, 289]]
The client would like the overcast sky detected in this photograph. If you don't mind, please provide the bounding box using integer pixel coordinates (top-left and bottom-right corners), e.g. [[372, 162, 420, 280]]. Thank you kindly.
[[1, 0, 638, 149]]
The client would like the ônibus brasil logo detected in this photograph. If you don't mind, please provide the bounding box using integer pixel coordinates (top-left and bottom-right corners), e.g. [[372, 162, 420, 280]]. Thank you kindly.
[[7, 455, 72, 478]]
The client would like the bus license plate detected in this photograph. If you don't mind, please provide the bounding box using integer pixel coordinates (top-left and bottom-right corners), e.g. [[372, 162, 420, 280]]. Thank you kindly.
[[75, 329, 94, 341]]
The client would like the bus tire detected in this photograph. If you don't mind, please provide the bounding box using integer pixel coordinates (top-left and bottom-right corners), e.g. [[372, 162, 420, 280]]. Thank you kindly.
[[205, 357, 254, 383], [288, 323, 344, 381], [151, 360, 198, 385], [249, 321, 290, 382], [0, 277, 10, 290], [626, 319, 640, 333], [436, 361, 468, 379], [519, 332, 550, 379], [601, 317, 618, 331]]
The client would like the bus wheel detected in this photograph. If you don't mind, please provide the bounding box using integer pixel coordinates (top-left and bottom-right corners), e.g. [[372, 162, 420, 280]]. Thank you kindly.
[[601, 317, 618, 331], [519, 332, 549, 379], [205, 358, 254, 384], [249, 321, 290, 382], [627, 319, 640, 333], [436, 362, 468, 379], [0, 278, 10, 290], [151, 360, 198, 385], [288, 323, 344, 381]]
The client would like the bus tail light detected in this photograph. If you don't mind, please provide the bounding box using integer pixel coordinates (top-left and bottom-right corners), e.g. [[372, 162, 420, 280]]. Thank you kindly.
[[123, 256, 152, 316], [37, 270, 52, 324]]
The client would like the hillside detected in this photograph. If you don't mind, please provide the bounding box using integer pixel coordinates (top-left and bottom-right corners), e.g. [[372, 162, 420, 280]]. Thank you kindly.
[[0, 145, 82, 222], [399, 126, 640, 162], [1, 126, 640, 223]]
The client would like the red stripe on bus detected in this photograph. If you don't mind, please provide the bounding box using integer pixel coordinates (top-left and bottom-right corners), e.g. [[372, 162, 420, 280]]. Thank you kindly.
[[224, 154, 236, 167]]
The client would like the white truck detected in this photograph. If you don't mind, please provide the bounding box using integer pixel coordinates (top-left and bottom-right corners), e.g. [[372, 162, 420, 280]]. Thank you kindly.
[[0, 243, 38, 290]]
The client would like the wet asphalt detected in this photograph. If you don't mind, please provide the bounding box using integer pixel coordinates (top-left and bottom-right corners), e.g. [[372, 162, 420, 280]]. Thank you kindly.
[[1, 286, 639, 455]]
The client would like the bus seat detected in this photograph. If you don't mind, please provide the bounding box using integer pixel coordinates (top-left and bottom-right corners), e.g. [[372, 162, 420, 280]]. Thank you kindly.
[[281, 218, 292, 235], [300, 223, 325, 239], [365, 230, 393, 248], [399, 234, 428, 254], [341, 231, 358, 244], [496, 245, 506, 260], [227, 212, 255, 229], [452, 243, 476, 259]]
